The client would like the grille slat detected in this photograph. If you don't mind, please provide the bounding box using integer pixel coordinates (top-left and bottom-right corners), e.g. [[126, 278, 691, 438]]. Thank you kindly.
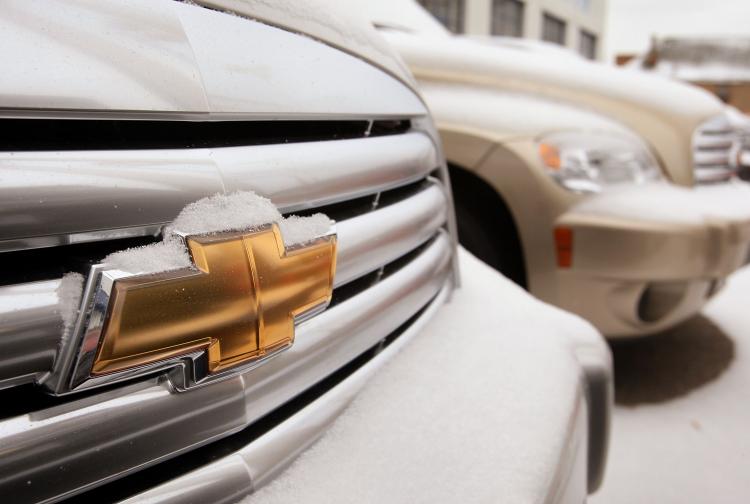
[[0, 131, 436, 252]]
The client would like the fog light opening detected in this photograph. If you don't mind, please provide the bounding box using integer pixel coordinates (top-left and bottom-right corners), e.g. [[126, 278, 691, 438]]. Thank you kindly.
[[706, 278, 724, 299], [637, 281, 688, 323]]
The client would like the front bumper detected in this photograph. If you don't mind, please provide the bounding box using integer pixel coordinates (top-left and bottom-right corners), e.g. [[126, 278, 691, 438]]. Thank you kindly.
[[120, 250, 612, 504], [554, 182, 750, 337]]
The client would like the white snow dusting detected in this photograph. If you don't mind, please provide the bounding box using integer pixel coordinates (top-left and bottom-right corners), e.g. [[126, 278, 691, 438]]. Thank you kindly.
[[56, 273, 84, 339], [103, 240, 192, 276], [167, 191, 283, 237], [242, 248, 608, 504], [104, 191, 333, 275], [571, 182, 750, 226], [278, 214, 333, 248]]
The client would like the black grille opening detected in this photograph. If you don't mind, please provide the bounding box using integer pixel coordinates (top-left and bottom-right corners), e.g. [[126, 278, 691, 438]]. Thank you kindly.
[[290, 193, 377, 222], [289, 177, 431, 223], [0, 235, 158, 287], [0, 118, 410, 151], [329, 269, 382, 308], [66, 294, 435, 504], [376, 178, 430, 208], [381, 236, 436, 279], [369, 119, 411, 137]]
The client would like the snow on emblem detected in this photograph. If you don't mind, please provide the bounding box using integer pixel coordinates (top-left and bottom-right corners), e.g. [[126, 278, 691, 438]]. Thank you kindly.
[[46, 192, 336, 395]]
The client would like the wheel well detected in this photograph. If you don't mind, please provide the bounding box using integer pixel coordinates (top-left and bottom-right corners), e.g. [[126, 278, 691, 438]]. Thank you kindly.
[[448, 163, 527, 288]]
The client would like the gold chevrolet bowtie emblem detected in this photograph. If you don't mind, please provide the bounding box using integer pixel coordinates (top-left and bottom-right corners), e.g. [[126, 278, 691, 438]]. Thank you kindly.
[[91, 224, 336, 377]]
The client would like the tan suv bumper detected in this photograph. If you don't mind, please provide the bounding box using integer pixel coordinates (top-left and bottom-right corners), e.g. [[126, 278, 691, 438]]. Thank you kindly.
[[551, 183, 750, 337]]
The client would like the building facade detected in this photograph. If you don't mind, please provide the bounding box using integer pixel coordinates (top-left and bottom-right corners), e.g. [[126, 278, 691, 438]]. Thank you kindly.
[[418, 0, 607, 60]]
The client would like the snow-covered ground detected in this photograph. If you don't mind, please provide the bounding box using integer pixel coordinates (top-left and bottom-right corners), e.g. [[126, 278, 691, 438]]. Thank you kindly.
[[591, 265, 750, 503]]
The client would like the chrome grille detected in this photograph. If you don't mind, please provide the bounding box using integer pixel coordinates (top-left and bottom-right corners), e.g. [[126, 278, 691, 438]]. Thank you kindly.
[[0, 120, 455, 502], [692, 114, 741, 184]]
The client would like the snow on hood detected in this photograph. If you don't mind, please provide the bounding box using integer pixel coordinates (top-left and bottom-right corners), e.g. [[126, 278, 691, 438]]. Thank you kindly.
[[194, 0, 418, 90], [418, 81, 640, 140], [386, 30, 723, 127], [104, 191, 333, 275], [242, 248, 608, 504], [352, 0, 723, 123], [0, 0, 422, 115], [347, 0, 729, 186]]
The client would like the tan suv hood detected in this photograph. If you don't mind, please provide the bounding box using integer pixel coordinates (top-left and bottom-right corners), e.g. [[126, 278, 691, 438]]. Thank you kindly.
[[388, 32, 725, 185]]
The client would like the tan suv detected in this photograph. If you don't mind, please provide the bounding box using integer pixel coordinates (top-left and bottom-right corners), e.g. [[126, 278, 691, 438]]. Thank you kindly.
[[362, 0, 750, 338]]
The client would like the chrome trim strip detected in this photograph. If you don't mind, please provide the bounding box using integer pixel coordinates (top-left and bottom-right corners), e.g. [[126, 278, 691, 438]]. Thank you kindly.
[[118, 282, 452, 504], [0, 226, 164, 254], [695, 166, 736, 183], [0, 132, 437, 252], [0, 234, 452, 503], [0, 280, 62, 389], [580, 348, 613, 493], [0, 186, 446, 390], [693, 150, 732, 166], [216, 132, 437, 212]]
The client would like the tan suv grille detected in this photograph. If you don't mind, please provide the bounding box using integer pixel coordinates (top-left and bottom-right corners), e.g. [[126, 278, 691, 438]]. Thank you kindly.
[[693, 114, 741, 183]]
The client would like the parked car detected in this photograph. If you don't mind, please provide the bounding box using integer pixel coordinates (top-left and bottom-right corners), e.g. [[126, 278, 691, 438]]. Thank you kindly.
[[0, 1, 610, 503], [361, 0, 750, 338]]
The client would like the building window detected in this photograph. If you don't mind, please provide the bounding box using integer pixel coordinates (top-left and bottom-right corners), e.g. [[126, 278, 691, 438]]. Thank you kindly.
[[541, 12, 566, 46], [491, 0, 524, 37], [579, 30, 597, 59], [572, 0, 591, 11], [417, 0, 464, 33]]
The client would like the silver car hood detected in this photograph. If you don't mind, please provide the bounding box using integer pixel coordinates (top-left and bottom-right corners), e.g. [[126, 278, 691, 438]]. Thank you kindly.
[[0, 0, 424, 118]]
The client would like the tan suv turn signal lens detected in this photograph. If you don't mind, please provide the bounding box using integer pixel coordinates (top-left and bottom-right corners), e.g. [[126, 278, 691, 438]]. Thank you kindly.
[[539, 143, 562, 170], [554, 227, 573, 268]]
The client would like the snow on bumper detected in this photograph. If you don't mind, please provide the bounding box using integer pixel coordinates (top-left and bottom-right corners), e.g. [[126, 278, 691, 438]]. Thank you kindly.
[[554, 182, 750, 336], [558, 182, 750, 280]]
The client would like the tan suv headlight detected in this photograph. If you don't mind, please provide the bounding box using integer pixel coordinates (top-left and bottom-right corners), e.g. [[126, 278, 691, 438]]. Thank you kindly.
[[538, 131, 663, 193]]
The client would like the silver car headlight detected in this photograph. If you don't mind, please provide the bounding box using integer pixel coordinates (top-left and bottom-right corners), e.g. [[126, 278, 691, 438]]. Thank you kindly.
[[537, 131, 663, 193]]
